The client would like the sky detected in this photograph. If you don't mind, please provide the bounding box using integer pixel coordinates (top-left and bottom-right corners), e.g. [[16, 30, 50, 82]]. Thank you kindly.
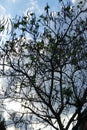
[[0, 0, 86, 22], [0, 0, 61, 18], [0, 0, 86, 44]]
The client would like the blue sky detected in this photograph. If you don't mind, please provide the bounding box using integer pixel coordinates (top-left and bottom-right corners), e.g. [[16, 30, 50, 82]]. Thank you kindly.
[[0, 0, 63, 41], [1, 0, 85, 21], [0, 0, 86, 19], [0, 0, 62, 18]]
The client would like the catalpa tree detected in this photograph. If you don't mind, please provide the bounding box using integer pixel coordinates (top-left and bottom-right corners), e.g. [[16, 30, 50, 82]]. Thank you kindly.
[[0, 0, 87, 130]]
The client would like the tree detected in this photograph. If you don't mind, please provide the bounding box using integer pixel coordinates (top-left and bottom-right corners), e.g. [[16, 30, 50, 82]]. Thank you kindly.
[[0, 119, 6, 130], [0, 0, 87, 130]]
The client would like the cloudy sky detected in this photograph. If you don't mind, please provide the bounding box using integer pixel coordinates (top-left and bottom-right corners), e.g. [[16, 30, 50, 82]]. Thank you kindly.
[[0, 0, 62, 18], [0, 0, 86, 19], [0, 0, 63, 42]]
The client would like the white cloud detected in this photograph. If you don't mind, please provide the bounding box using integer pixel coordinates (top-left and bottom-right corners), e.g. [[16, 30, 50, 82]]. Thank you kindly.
[[26, 0, 41, 13], [72, 0, 78, 3], [0, 4, 11, 18], [0, 5, 7, 17], [7, 0, 16, 3]]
